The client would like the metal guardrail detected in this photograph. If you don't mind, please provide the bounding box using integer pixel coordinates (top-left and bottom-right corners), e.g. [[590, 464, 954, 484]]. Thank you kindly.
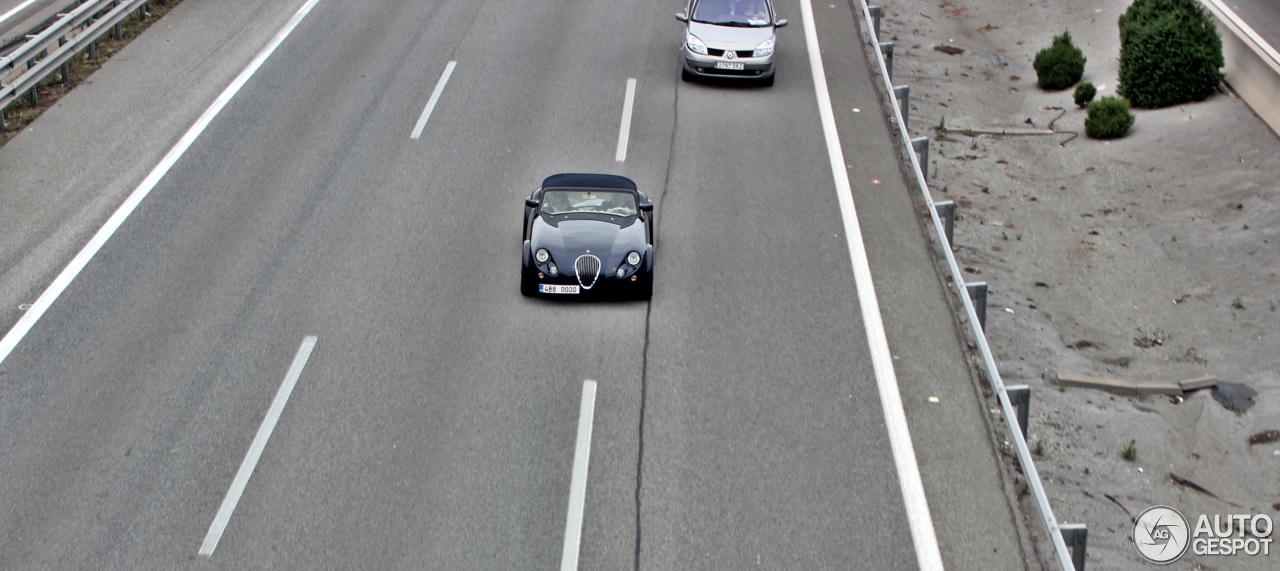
[[0, 0, 149, 112], [854, 2, 1084, 569]]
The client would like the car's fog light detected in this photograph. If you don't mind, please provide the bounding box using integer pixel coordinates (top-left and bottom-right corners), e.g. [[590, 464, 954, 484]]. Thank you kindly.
[[617, 268, 626, 278], [549, 264, 558, 276]]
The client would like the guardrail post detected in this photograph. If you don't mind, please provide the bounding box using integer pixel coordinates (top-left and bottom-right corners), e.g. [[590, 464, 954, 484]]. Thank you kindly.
[[1005, 385, 1030, 440], [893, 85, 909, 128], [878, 42, 894, 80], [910, 136, 929, 180], [1060, 524, 1088, 570], [934, 200, 955, 248], [59, 37, 69, 82], [966, 281, 987, 330], [868, 6, 883, 40], [89, 40, 98, 61], [114, 22, 123, 41], [139, 4, 150, 19]]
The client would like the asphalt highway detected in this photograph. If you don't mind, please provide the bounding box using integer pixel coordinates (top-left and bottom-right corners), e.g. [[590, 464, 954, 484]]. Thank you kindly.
[[0, 0, 1038, 569], [0, 0, 911, 568]]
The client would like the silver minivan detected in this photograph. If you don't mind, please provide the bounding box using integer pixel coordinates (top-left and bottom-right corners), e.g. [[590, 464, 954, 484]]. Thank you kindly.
[[676, 0, 787, 86]]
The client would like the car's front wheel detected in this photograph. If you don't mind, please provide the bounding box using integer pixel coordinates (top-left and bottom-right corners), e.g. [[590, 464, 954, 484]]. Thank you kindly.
[[681, 68, 694, 82], [520, 269, 537, 297], [635, 276, 653, 301]]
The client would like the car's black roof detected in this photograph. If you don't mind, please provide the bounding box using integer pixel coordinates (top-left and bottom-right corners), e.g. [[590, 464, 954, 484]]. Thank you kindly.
[[541, 173, 637, 192]]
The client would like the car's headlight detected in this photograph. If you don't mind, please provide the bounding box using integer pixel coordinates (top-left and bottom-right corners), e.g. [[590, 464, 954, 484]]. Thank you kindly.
[[626, 251, 641, 266], [535, 248, 550, 263], [753, 37, 775, 58], [686, 33, 708, 55]]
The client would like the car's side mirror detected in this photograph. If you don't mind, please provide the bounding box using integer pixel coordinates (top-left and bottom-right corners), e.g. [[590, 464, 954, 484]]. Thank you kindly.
[[774, 18, 787, 28], [675, 12, 688, 22], [526, 197, 539, 208], [640, 202, 654, 212]]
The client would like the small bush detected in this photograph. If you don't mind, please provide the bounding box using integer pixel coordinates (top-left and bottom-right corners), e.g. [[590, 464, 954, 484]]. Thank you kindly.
[[1085, 96, 1135, 139], [1121, 439, 1138, 462], [1033, 31, 1086, 90], [1118, 0, 1223, 108], [1073, 82, 1097, 107]]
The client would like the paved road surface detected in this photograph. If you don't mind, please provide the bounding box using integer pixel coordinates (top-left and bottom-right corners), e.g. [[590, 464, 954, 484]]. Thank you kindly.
[[0, 0, 1032, 569]]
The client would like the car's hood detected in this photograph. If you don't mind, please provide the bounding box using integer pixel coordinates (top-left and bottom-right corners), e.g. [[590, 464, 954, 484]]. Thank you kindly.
[[531, 217, 646, 270], [688, 21, 775, 51]]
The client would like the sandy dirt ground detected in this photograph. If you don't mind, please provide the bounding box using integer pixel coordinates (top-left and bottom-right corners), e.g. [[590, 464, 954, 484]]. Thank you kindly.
[[874, 0, 1280, 568]]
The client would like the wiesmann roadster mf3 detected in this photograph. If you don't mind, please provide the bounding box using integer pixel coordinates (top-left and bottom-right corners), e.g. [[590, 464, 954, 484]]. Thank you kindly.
[[521, 173, 654, 300]]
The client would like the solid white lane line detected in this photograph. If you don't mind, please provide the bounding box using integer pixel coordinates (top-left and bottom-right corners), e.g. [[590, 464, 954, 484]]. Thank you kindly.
[[560, 380, 597, 571], [615, 78, 637, 162], [410, 61, 457, 140], [199, 336, 318, 556], [799, 1, 944, 569], [0, 0, 324, 368]]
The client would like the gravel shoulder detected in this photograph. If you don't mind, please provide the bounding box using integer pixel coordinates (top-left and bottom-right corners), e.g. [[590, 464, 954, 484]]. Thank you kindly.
[[882, 0, 1280, 568]]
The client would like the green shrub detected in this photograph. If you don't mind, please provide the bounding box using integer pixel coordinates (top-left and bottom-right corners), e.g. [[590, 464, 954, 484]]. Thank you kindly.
[[1118, 0, 1224, 108], [1073, 82, 1097, 107], [1033, 31, 1086, 90], [1085, 96, 1135, 139], [1121, 439, 1138, 462]]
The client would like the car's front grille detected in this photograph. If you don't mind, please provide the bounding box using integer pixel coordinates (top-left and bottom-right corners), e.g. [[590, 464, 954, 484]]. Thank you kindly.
[[575, 255, 601, 290], [707, 48, 754, 58]]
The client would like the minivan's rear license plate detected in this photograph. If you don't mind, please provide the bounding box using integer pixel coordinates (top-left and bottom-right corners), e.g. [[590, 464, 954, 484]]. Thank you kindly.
[[540, 284, 580, 294], [715, 62, 745, 70]]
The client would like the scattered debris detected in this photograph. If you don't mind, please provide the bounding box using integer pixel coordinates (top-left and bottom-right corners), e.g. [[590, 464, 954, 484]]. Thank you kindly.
[[1133, 328, 1167, 348], [1212, 382, 1258, 414], [1104, 493, 1136, 522], [935, 45, 965, 55], [1066, 340, 1097, 350], [1178, 376, 1218, 392], [1170, 474, 1218, 499], [1170, 474, 1244, 508], [1247, 430, 1280, 446], [1055, 373, 1218, 396]]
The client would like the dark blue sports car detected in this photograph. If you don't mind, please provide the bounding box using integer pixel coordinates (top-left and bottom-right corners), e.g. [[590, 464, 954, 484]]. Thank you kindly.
[[521, 173, 654, 300]]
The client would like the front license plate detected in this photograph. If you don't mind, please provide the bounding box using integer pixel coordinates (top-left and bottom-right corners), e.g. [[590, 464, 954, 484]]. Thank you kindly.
[[715, 61, 746, 70], [539, 284, 580, 294]]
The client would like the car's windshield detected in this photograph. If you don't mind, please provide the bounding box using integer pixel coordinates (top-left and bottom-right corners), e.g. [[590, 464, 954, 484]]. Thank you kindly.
[[541, 189, 637, 217], [692, 0, 771, 26]]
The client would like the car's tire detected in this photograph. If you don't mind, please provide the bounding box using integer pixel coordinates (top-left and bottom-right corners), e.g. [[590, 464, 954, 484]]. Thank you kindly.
[[681, 68, 694, 82], [760, 73, 775, 87], [635, 277, 653, 301], [520, 269, 537, 297]]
